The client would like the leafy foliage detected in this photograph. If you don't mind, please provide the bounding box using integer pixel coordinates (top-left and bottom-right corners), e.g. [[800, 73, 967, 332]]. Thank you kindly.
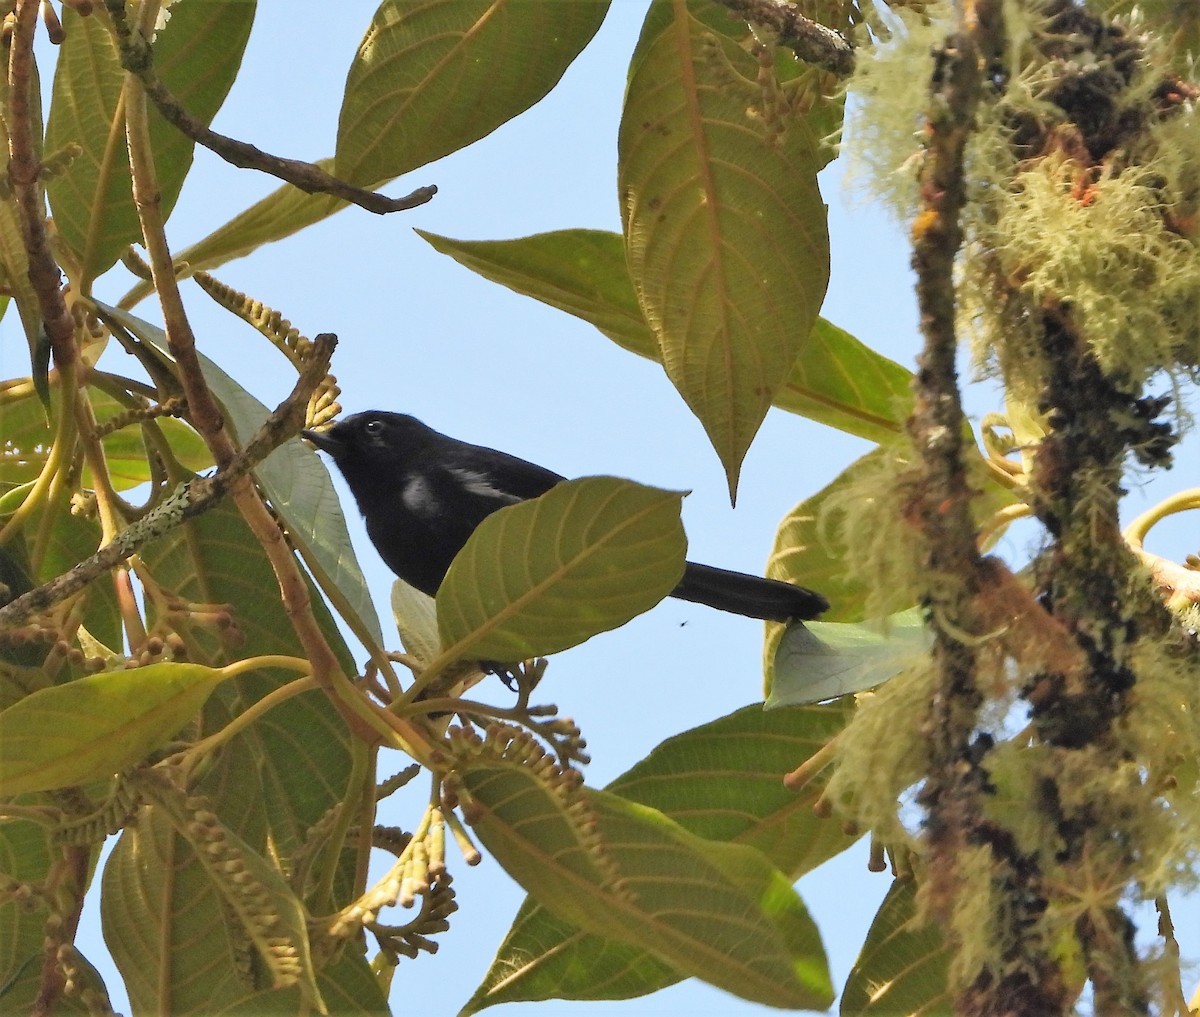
[[1, 1, 1197, 1016]]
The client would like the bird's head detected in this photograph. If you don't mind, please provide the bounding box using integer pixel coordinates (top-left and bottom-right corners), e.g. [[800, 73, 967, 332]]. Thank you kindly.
[[301, 411, 429, 469]]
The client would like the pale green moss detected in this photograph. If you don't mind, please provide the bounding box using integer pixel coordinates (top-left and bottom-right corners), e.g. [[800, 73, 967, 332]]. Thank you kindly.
[[985, 159, 1200, 381], [840, 3, 953, 219], [820, 443, 936, 619], [822, 659, 933, 842], [944, 842, 1015, 990]]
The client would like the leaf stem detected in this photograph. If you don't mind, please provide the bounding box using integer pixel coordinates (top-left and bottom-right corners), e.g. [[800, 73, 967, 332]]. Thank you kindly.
[[1121, 488, 1200, 551]]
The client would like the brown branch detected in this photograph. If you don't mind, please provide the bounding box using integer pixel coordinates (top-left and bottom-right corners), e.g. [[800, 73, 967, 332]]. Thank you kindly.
[[30, 845, 89, 1017], [903, 4, 1080, 1016], [7, 0, 77, 370], [715, 0, 855, 76], [102, 0, 436, 216], [907, 18, 990, 807], [119, 48, 379, 743], [0, 335, 337, 629]]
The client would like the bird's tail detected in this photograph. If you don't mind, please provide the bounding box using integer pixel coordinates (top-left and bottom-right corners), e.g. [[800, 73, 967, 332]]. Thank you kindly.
[[671, 562, 828, 622]]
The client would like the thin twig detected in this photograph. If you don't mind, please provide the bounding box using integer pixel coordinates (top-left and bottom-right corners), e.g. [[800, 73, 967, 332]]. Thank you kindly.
[[103, 0, 436, 216], [0, 336, 336, 628], [715, 0, 855, 76]]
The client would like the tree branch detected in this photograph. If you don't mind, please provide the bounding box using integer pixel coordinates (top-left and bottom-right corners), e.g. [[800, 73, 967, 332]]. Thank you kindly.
[[903, 3, 1079, 1015], [7, 0, 77, 370], [715, 0, 855, 76], [102, 0, 436, 216], [118, 36, 383, 743]]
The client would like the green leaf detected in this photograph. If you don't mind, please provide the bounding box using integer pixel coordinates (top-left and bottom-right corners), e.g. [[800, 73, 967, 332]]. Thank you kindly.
[[418, 228, 911, 443], [117, 791, 329, 1014], [0, 473, 123, 661], [463, 768, 833, 1010], [0, 662, 227, 795], [619, 0, 830, 498], [436, 476, 686, 663], [37, 504, 124, 654], [0, 379, 213, 490], [45, 2, 255, 286], [210, 946, 391, 1015], [390, 580, 440, 665], [766, 440, 1018, 637], [117, 0, 608, 309], [780, 318, 911, 444], [103, 808, 249, 1014], [768, 610, 931, 707], [104, 804, 331, 1017], [607, 702, 856, 868], [465, 702, 857, 1011], [841, 878, 952, 1017], [181, 809, 326, 1013], [335, 0, 609, 185], [94, 303, 386, 650], [768, 446, 890, 626], [417, 228, 656, 358], [139, 494, 357, 861]]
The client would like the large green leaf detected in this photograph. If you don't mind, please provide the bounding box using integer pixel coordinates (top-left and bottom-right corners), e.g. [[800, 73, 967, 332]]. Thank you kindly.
[[335, 0, 609, 185], [782, 318, 911, 444], [768, 446, 897, 627], [841, 878, 952, 1017], [418, 228, 911, 443], [103, 808, 246, 1014], [436, 476, 686, 663], [766, 441, 1018, 633], [464, 702, 856, 1011], [116, 0, 607, 308], [0, 662, 227, 795], [137, 493, 358, 858], [619, 0, 830, 498], [103, 499, 364, 1011], [417, 228, 654, 356], [45, 1, 255, 286], [103, 805, 328, 1017], [462, 767, 833, 1010]]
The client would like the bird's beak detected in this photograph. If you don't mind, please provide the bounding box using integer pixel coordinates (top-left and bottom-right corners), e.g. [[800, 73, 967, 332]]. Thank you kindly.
[[300, 427, 344, 456]]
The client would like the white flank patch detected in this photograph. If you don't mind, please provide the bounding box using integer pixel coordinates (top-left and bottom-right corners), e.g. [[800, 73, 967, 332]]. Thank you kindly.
[[449, 468, 522, 504], [401, 475, 434, 514]]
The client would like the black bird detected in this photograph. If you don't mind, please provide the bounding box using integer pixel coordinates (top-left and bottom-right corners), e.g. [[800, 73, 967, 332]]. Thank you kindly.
[[302, 412, 828, 623]]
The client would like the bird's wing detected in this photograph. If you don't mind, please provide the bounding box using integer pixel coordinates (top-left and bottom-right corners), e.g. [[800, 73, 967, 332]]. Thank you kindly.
[[442, 444, 565, 502]]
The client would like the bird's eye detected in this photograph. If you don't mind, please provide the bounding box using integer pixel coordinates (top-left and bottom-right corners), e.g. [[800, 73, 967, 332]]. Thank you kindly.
[[363, 419, 385, 436]]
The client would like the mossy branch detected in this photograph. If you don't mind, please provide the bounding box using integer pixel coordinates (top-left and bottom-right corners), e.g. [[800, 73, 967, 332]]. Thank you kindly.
[[713, 0, 855, 76], [905, 0, 994, 902]]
